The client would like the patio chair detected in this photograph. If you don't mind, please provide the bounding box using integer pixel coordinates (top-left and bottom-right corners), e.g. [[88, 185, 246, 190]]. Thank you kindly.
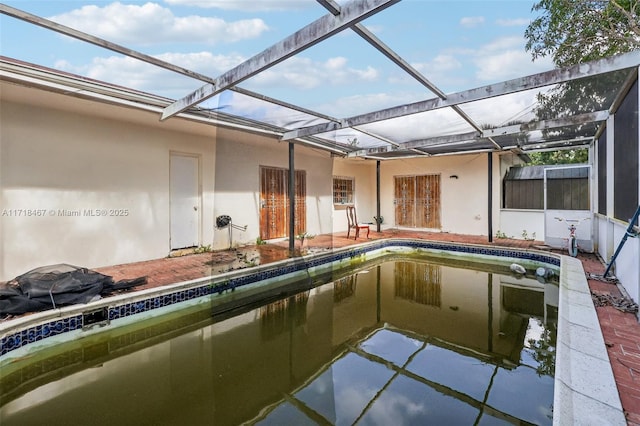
[[346, 206, 370, 240]]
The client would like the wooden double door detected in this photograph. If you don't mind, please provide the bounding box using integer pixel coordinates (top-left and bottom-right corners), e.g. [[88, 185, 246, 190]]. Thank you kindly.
[[259, 166, 306, 240], [394, 175, 441, 229]]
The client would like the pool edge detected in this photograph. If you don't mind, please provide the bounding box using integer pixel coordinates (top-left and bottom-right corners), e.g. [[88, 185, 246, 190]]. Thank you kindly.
[[553, 255, 626, 425], [0, 238, 624, 425]]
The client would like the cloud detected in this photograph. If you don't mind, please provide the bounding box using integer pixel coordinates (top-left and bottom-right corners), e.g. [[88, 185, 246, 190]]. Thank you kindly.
[[248, 56, 379, 90], [54, 51, 246, 98], [49, 2, 269, 45], [312, 91, 427, 119], [52, 51, 379, 102], [360, 391, 427, 425], [164, 0, 310, 11], [412, 54, 462, 77], [480, 36, 524, 52], [496, 18, 531, 27], [460, 16, 485, 28], [385, 54, 464, 92], [472, 36, 554, 81], [370, 34, 554, 115]]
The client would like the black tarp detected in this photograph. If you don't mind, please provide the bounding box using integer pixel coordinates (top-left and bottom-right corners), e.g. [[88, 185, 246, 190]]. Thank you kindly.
[[0, 264, 146, 317]]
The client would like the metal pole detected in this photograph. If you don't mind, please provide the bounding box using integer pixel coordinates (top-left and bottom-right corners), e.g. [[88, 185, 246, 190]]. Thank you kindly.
[[376, 160, 381, 232], [603, 205, 640, 277], [289, 142, 296, 254], [488, 152, 493, 242]]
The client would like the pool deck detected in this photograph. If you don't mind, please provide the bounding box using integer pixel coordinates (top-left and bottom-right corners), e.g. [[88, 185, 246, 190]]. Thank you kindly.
[[5, 229, 640, 424]]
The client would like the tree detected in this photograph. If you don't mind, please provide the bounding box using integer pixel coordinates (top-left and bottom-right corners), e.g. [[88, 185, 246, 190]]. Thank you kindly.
[[524, 1, 639, 163], [528, 148, 589, 165], [525, 0, 640, 68]]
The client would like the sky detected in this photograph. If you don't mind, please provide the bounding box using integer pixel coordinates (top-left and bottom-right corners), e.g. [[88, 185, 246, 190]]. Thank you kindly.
[[0, 0, 554, 124]]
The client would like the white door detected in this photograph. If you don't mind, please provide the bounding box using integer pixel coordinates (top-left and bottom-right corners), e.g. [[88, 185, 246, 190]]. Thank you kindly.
[[170, 154, 200, 249]]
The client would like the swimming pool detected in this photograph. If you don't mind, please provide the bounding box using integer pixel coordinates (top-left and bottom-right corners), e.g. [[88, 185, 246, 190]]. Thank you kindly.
[[1, 256, 554, 424], [0, 239, 626, 424]]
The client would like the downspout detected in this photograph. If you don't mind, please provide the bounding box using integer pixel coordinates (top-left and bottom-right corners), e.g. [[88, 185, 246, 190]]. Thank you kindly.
[[488, 152, 493, 243], [289, 142, 296, 254], [376, 160, 381, 233]]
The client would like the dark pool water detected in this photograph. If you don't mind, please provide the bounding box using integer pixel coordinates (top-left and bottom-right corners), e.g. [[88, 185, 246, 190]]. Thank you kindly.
[[0, 259, 557, 425]]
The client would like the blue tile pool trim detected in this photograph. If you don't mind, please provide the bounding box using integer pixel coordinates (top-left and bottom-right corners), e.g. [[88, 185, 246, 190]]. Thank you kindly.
[[1, 315, 83, 355], [1, 239, 559, 358]]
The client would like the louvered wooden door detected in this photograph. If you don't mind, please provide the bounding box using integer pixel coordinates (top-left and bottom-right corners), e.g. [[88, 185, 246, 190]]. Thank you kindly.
[[260, 167, 305, 240], [291, 170, 306, 236], [394, 175, 441, 229], [394, 176, 415, 227], [416, 174, 441, 228]]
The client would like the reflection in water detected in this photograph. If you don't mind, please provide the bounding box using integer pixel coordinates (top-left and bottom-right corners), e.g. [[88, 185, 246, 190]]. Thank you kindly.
[[259, 324, 554, 426], [0, 259, 557, 426], [394, 262, 441, 307], [259, 291, 309, 340], [333, 275, 357, 303]]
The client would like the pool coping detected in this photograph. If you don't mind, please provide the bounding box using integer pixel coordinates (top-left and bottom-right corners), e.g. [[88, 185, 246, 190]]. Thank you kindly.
[[553, 255, 626, 425], [0, 238, 625, 425]]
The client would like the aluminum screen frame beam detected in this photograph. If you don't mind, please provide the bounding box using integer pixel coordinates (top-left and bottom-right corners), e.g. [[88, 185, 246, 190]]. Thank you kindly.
[[282, 50, 640, 140], [342, 11, 501, 149], [346, 110, 610, 157], [403, 111, 608, 150], [161, 0, 401, 121], [316, 0, 492, 149], [1, 2, 396, 152], [0, 3, 349, 129], [318, 0, 444, 98], [481, 110, 610, 138]]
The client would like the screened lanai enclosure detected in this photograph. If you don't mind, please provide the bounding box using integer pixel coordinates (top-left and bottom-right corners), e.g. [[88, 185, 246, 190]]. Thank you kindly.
[[1, 1, 639, 297], [1, 1, 637, 158]]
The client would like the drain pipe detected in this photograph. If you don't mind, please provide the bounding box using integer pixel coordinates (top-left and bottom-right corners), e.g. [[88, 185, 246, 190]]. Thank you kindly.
[[289, 142, 296, 254], [488, 152, 493, 243]]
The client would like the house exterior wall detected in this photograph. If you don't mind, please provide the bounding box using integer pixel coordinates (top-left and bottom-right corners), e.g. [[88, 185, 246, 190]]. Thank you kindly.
[[378, 154, 498, 236], [499, 210, 545, 241], [213, 132, 333, 249], [331, 159, 376, 234], [0, 85, 216, 281]]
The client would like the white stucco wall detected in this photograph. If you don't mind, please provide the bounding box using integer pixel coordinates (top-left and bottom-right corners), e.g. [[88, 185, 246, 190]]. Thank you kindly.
[[597, 214, 640, 306], [213, 130, 333, 249], [379, 154, 499, 236], [331, 158, 376, 235], [499, 210, 545, 240], [1, 84, 217, 281]]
